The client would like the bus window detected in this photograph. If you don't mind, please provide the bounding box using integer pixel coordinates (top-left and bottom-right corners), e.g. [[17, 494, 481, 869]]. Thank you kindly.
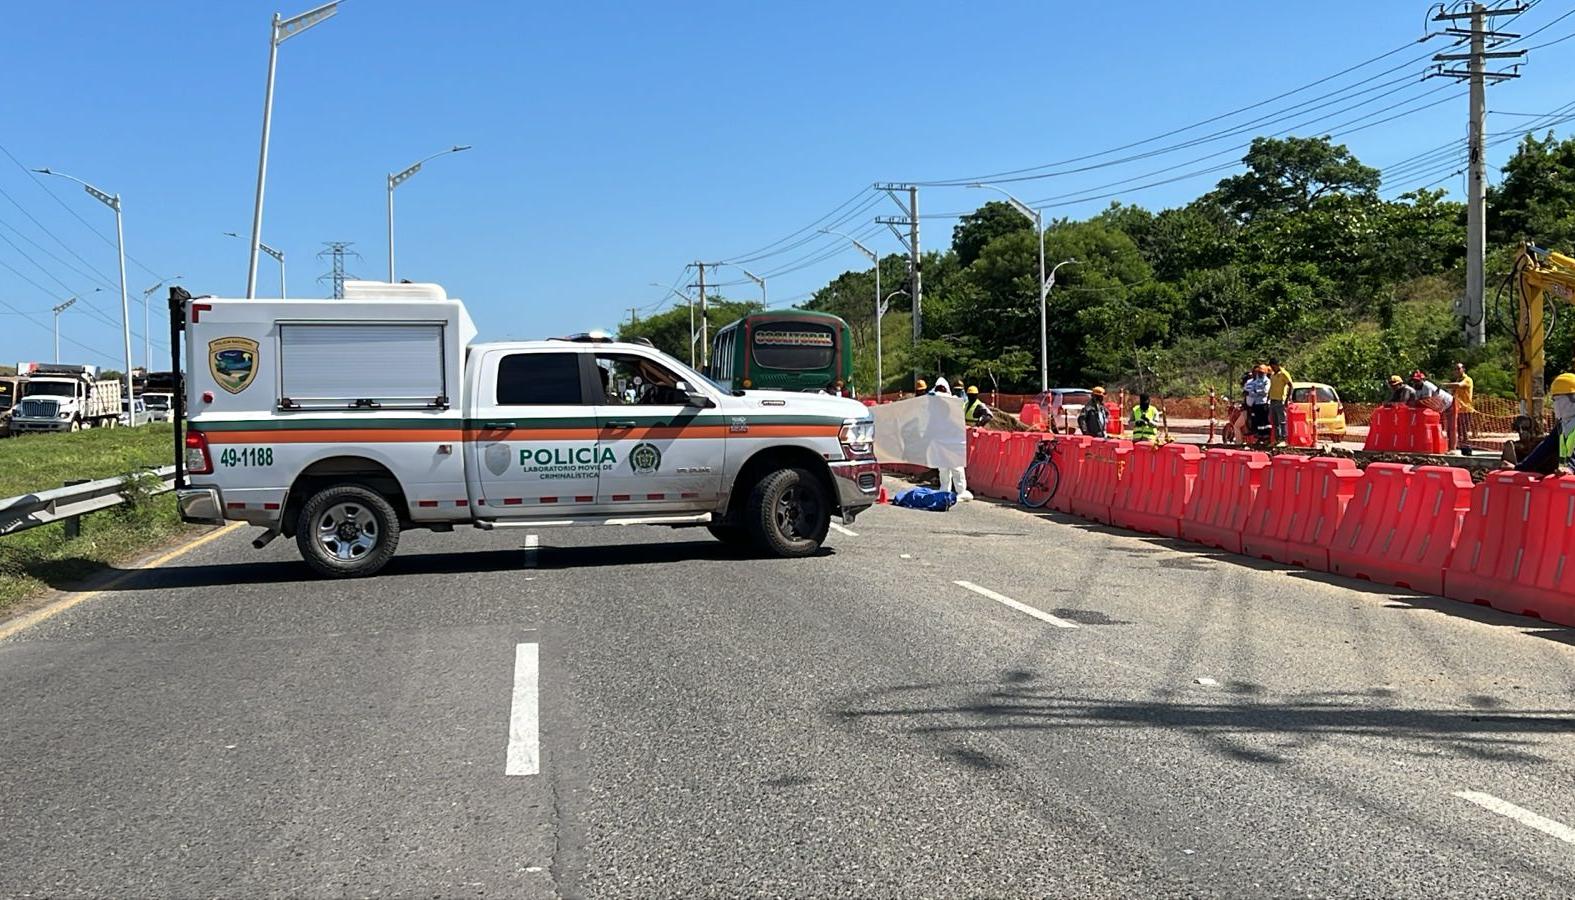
[[751, 323, 835, 370]]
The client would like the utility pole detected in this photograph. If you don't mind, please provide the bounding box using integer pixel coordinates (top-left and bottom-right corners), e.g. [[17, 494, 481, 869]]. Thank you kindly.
[[1430, 1, 1526, 348], [875, 183, 921, 383], [689, 261, 717, 369], [52, 298, 76, 363], [628, 307, 640, 328], [317, 241, 361, 298]]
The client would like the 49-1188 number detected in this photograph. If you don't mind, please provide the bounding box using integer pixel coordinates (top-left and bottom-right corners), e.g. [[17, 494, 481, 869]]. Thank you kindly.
[[219, 447, 273, 467]]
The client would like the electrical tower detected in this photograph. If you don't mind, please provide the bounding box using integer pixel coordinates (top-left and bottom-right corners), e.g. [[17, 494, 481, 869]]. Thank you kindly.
[[1428, 1, 1528, 348], [874, 183, 921, 382], [316, 241, 362, 299]]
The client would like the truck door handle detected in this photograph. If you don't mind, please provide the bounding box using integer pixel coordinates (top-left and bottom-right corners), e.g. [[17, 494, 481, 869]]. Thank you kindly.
[[607, 420, 636, 429]]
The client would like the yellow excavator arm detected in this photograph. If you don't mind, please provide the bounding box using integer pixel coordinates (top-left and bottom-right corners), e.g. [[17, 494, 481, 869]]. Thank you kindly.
[[1512, 244, 1575, 418]]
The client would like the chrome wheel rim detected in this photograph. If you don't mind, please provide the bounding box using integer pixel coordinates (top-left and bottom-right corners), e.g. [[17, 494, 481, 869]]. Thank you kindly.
[[316, 502, 379, 561]]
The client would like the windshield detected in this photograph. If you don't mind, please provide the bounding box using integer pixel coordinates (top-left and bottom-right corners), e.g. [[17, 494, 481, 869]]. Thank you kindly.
[[23, 381, 76, 397], [144, 394, 170, 409], [750, 322, 836, 370]]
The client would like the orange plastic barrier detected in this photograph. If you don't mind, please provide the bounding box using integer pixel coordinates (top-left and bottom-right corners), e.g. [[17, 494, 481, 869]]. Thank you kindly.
[[1050, 436, 1092, 514], [1112, 442, 1202, 537], [1327, 463, 1473, 595], [1019, 403, 1047, 430], [1361, 406, 1447, 454], [1240, 456, 1362, 570], [1285, 404, 1314, 447], [1105, 402, 1123, 436], [965, 430, 1007, 500], [998, 433, 1041, 501], [1178, 449, 1269, 554], [1444, 473, 1575, 627], [1068, 438, 1131, 524]]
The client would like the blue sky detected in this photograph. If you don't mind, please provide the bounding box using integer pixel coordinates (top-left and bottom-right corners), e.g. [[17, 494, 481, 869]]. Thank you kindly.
[[2, 0, 1573, 370]]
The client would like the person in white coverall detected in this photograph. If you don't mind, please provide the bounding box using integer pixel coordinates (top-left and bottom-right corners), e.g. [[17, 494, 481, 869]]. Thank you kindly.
[[927, 379, 972, 500]]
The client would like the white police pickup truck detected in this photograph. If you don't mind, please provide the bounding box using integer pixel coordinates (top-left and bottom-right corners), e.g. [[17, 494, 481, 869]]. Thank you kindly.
[[172, 282, 879, 577]]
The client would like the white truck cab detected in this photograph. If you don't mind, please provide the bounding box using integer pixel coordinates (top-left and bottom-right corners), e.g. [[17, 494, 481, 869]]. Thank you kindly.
[[173, 283, 879, 577]]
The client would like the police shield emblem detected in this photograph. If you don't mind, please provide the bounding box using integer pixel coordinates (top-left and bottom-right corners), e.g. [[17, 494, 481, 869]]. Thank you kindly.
[[209, 337, 259, 394]]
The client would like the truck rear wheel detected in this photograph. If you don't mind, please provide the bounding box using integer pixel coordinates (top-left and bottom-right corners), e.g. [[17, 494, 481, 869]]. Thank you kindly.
[[296, 484, 400, 578], [745, 467, 829, 558]]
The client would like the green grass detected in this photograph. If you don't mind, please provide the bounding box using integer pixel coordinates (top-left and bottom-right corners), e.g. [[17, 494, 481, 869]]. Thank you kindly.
[[0, 424, 195, 615]]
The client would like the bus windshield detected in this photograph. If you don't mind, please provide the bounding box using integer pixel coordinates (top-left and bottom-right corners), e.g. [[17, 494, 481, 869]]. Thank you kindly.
[[751, 322, 835, 370]]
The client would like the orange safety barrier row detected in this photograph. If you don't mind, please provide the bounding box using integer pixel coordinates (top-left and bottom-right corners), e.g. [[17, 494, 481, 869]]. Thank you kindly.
[[1327, 463, 1474, 596], [1179, 449, 1269, 554], [1445, 473, 1575, 627], [1240, 455, 1362, 570], [1362, 406, 1447, 454], [1050, 436, 1092, 515], [1111, 442, 1203, 538]]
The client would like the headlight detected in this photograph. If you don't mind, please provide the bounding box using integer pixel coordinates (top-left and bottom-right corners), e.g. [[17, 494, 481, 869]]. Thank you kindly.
[[58, 413, 70, 420], [839, 419, 875, 459]]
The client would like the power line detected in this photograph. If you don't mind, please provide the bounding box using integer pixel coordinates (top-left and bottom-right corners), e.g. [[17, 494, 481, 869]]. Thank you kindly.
[[717, 186, 877, 264]]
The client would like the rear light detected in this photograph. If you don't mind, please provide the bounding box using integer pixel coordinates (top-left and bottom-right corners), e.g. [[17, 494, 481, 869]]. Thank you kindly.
[[185, 430, 213, 475]]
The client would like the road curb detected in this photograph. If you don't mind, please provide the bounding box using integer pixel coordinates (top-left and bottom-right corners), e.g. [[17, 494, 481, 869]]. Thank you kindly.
[[0, 521, 244, 641]]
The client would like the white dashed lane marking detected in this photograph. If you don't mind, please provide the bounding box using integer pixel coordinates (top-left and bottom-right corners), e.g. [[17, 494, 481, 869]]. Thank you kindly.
[[953, 580, 1079, 628], [830, 523, 859, 537], [506, 642, 540, 776], [1453, 791, 1575, 846]]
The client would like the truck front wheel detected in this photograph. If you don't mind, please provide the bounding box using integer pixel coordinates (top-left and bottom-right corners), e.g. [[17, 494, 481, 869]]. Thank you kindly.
[[745, 467, 830, 558], [296, 484, 401, 578]]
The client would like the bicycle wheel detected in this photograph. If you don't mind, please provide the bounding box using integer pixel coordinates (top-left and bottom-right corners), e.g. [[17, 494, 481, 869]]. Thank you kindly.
[[1019, 459, 1059, 509]]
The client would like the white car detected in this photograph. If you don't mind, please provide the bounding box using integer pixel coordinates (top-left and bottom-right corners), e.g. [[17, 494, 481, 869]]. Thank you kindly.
[[1031, 388, 1096, 433], [120, 397, 147, 427]]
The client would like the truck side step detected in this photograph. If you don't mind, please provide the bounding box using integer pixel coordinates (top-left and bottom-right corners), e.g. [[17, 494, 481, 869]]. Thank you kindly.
[[476, 512, 713, 529]]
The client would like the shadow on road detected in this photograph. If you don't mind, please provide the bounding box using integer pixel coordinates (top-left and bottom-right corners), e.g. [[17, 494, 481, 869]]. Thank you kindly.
[[67, 539, 830, 592], [833, 669, 1575, 770]]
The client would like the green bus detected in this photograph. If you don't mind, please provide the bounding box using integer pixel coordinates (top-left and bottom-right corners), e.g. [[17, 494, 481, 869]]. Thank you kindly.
[[708, 310, 856, 396]]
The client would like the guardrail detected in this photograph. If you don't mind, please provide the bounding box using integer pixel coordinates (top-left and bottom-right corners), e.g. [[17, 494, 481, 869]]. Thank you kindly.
[[0, 466, 176, 537]]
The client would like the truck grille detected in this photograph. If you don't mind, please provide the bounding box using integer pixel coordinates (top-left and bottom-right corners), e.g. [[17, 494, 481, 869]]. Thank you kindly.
[[18, 398, 57, 419]]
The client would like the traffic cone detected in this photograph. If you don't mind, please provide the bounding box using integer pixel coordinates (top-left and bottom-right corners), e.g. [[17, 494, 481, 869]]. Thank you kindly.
[[877, 483, 890, 504]]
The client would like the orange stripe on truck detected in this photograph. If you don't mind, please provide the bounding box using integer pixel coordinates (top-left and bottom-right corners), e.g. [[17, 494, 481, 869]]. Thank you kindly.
[[206, 429, 465, 444]]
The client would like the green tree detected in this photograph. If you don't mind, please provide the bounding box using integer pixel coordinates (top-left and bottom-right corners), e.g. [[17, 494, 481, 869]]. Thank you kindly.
[[952, 201, 1032, 268], [1488, 131, 1575, 251], [617, 299, 761, 362], [1215, 136, 1380, 220]]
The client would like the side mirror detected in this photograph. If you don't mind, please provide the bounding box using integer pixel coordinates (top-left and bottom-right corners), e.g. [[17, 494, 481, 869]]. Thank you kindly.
[[675, 380, 714, 409]]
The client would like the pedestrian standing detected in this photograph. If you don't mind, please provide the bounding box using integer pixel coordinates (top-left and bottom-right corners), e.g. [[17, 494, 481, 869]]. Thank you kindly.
[[1444, 362, 1474, 447], [1267, 358, 1293, 445], [1244, 365, 1271, 443], [1080, 386, 1110, 438]]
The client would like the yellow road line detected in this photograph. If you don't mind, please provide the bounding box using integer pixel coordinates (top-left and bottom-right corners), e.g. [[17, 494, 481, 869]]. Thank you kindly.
[[0, 521, 245, 641]]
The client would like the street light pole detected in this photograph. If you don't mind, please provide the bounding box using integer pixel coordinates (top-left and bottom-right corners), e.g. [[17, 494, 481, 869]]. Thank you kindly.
[[648, 282, 696, 367], [247, 1, 339, 299], [971, 183, 1052, 391], [736, 267, 767, 307], [387, 144, 472, 282], [52, 298, 76, 363], [821, 229, 883, 396], [34, 168, 134, 415], [883, 289, 908, 397], [141, 275, 183, 371], [226, 232, 285, 297]]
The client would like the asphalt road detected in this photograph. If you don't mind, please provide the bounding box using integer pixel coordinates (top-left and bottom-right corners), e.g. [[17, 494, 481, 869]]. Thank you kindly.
[[4, 484, 1575, 898]]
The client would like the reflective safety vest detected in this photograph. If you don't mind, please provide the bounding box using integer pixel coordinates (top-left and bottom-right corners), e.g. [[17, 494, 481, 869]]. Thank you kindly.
[[1131, 404, 1160, 440], [1561, 422, 1575, 471], [965, 398, 988, 422]]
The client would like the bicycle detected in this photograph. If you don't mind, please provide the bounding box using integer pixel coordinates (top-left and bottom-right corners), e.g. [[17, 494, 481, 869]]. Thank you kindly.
[[1017, 438, 1061, 509]]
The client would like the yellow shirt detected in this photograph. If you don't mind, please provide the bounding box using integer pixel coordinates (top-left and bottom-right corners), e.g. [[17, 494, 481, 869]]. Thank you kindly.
[[1454, 374, 1474, 412], [1268, 369, 1293, 402]]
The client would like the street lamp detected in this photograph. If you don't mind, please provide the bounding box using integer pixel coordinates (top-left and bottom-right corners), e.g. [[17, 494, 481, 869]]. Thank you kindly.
[[225, 232, 285, 297], [387, 145, 472, 282], [51, 297, 77, 363], [649, 282, 696, 366], [140, 275, 183, 371], [246, 1, 340, 299], [970, 183, 1054, 391], [34, 168, 134, 417], [821, 228, 885, 396]]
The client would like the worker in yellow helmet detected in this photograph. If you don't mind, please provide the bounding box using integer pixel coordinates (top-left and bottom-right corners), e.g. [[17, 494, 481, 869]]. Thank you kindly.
[[963, 384, 992, 425], [1516, 372, 1575, 474], [914, 378, 928, 396]]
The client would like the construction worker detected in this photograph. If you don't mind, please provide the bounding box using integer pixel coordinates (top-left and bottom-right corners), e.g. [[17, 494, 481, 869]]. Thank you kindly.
[[1267, 357, 1293, 444], [914, 378, 928, 397], [1385, 375, 1417, 406], [1079, 386, 1110, 438], [1444, 362, 1474, 447], [1516, 372, 1575, 475], [964, 385, 992, 425], [1130, 393, 1161, 443], [1244, 365, 1271, 443]]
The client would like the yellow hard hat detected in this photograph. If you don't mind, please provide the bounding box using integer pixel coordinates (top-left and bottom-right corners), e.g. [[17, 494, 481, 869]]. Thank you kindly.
[[1551, 372, 1575, 396], [967, 385, 979, 396], [915, 379, 928, 391], [1388, 375, 1402, 385]]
